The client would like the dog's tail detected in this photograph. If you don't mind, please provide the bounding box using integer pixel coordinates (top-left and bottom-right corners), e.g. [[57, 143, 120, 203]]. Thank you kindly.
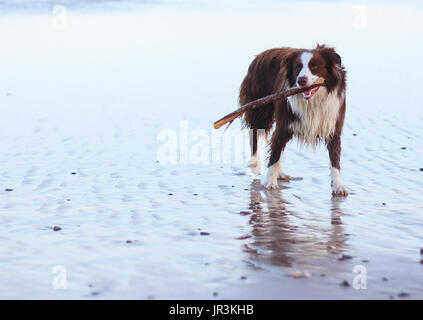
[[239, 51, 280, 156]]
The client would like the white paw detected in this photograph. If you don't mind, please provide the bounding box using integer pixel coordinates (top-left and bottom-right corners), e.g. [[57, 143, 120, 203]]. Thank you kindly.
[[330, 168, 348, 196], [248, 158, 261, 175], [264, 177, 279, 189], [332, 184, 348, 197]]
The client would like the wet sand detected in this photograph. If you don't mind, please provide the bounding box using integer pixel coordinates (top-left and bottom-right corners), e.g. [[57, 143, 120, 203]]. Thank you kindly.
[[0, 0, 423, 299]]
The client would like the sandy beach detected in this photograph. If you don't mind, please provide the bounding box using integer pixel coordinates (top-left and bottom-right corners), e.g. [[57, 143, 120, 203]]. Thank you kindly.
[[0, 0, 422, 299]]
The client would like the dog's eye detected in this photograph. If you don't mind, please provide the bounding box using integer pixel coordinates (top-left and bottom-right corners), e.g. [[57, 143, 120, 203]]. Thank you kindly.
[[295, 64, 303, 70], [310, 65, 319, 72]]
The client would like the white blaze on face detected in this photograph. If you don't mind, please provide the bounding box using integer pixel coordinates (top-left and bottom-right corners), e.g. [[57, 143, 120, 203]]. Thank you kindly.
[[297, 51, 320, 100], [297, 52, 318, 87]]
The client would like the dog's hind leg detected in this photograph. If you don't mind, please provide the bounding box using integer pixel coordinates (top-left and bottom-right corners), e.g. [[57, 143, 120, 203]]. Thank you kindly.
[[248, 128, 265, 175], [264, 127, 293, 189]]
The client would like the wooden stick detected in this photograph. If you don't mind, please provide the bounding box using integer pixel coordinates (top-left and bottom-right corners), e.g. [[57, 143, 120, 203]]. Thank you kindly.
[[213, 78, 325, 129]]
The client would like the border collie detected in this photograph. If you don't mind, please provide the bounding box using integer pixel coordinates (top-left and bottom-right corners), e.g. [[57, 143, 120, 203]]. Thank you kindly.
[[240, 44, 347, 196]]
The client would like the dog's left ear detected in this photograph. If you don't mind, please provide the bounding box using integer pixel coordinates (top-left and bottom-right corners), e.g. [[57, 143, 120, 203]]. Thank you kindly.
[[317, 45, 345, 84], [317, 45, 342, 66], [330, 51, 341, 66]]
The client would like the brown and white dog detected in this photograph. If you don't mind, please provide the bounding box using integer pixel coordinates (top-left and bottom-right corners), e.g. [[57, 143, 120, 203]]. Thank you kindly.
[[240, 44, 348, 196]]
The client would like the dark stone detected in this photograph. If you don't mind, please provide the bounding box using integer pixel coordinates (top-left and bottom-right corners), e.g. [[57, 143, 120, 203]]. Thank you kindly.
[[338, 254, 353, 261], [239, 211, 251, 216], [340, 280, 350, 287]]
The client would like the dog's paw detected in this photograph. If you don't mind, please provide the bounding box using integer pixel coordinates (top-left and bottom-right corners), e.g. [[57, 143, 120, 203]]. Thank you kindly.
[[332, 185, 348, 197], [264, 178, 279, 189], [277, 172, 291, 182], [248, 158, 261, 175]]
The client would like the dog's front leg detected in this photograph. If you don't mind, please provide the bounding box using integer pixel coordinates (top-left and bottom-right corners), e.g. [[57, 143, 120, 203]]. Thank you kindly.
[[264, 127, 293, 189], [327, 135, 348, 196]]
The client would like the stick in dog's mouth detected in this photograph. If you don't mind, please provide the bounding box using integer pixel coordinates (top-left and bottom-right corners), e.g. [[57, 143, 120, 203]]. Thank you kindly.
[[213, 77, 325, 130], [302, 86, 321, 100]]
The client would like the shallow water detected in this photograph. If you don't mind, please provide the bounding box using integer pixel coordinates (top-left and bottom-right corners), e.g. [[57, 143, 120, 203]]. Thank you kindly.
[[0, 0, 422, 299]]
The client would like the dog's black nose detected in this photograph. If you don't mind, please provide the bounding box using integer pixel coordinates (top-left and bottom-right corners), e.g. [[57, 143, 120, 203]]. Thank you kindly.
[[297, 76, 308, 87]]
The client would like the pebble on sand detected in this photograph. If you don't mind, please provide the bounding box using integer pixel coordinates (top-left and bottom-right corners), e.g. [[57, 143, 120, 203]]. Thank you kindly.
[[200, 232, 210, 236], [340, 280, 350, 287], [235, 235, 251, 240], [338, 254, 353, 261], [239, 211, 252, 216], [398, 292, 409, 298], [53, 226, 62, 232], [290, 270, 311, 279], [5, 188, 13, 192]]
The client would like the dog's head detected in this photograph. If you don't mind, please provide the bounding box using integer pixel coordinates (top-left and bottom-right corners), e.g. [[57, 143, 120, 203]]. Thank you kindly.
[[285, 45, 345, 100]]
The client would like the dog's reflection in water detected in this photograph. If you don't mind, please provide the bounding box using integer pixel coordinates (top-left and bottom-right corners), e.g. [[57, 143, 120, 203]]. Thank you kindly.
[[242, 179, 347, 270]]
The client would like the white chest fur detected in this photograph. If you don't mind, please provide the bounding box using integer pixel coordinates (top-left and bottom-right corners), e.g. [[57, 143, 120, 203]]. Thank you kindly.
[[287, 88, 343, 147]]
